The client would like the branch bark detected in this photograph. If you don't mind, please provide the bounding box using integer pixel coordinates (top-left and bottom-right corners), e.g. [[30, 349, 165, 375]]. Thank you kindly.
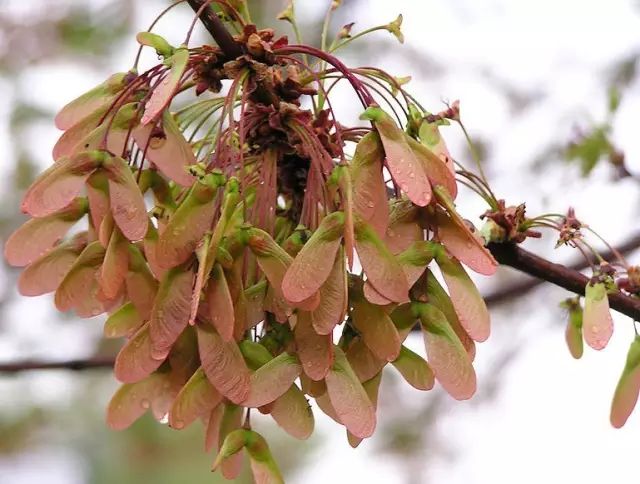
[[485, 232, 640, 306], [488, 242, 640, 320], [186, 0, 243, 58], [0, 357, 115, 373]]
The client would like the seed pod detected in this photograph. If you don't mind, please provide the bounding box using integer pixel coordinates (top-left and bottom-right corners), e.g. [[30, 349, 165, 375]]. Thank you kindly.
[[351, 297, 402, 362], [55, 72, 129, 130], [103, 155, 149, 242], [133, 111, 196, 187], [361, 106, 431, 206], [325, 346, 376, 439], [5, 197, 88, 267], [564, 299, 584, 359], [169, 367, 222, 430], [610, 336, 640, 428], [583, 281, 614, 350], [106, 372, 165, 430], [242, 352, 302, 408], [141, 47, 189, 124], [104, 302, 143, 339], [21, 151, 104, 218], [282, 211, 345, 304], [18, 233, 88, 297], [355, 218, 409, 303], [270, 384, 315, 440], [149, 267, 195, 359], [114, 322, 164, 383], [350, 131, 388, 237], [436, 252, 490, 342], [418, 302, 476, 400], [197, 325, 250, 404], [391, 345, 435, 391]]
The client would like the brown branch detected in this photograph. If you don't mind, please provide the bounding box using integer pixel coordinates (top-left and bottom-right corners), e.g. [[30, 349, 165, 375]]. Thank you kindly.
[[488, 242, 640, 320], [485, 232, 640, 306], [0, 357, 115, 373], [186, 0, 243, 58]]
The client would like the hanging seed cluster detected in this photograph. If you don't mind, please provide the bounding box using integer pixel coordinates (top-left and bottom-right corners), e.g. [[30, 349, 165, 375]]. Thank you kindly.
[[4, 6, 504, 481]]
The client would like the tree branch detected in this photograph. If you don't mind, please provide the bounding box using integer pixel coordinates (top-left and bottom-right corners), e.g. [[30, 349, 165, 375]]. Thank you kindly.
[[186, 0, 243, 58], [488, 242, 640, 320], [485, 232, 640, 306], [0, 357, 115, 373]]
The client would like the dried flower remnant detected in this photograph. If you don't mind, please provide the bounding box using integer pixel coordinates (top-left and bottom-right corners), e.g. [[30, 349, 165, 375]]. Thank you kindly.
[[6, 0, 639, 480]]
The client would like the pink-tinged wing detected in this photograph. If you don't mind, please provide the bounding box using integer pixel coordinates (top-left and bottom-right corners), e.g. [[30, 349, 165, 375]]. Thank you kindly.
[[100, 227, 129, 299], [21, 152, 101, 217], [106, 373, 165, 430], [53, 107, 106, 160], [169, 367, 222, 430], [244, 431, 286, 484], [114, 322, 164, 383], [197, 325, 251, 404], [419, 120, 455, 174], [361, 107, 431, 206], [55, 72, 128, 130], [299, 374, 327, 398], [54, 241, 107, 317], [5, 198, 87, 267], [204, 404, 225, 452], [350, 131, 389, 237], [437, 253, 490, 342], [419, 303, 476, 400], [242, 353, 302, 408], [391, 345, 435, 391], [424, 270, 476, 361], [583, 282, 614, 350], [125, 245, 159, 320], [325, 346, 377, 439], [238, 340, 273, 370], [315, 392, 342, 424], [86, 172, 110, 231], [294, 311, 334, 381], [351, 298, 401, 362], [355, 218, 409, 303], [345, 337, 386, 383], [433, 189, 498, 276], [212, 429, 247, 472], [281, 211, 344, 304], [389, 303, 419, 342], [610, 337, 640, 428], [247, 227, 294, 312], [216, 405, 245, 480], [104, 302, 143, 339], [384, 200, 422, 254], [347, 372, 382, 448], [338, 167, 356, 270], [245, 282, 266, 329], [363, 240, 438, 305], [18, 234, 87, 296], [157, 182, 217, 268], [141, 48, 189, 125], [311, 249, 347, 335], [143, 223, 166, 279], [102, 156, 148, 242], [133, 111, 196, 187], [565, 304, 584, 360], [270, 384, 314, 440], [149, 267, 195, 359], [407, 135, 457, 198], [206, 264, 235, 341]]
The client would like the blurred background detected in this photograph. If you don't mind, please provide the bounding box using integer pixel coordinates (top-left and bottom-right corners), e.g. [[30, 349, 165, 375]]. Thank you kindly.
[[1, 1, 640, 483]]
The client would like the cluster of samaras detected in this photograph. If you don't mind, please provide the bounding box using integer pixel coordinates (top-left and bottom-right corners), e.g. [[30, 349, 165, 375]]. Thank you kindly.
[[4, 22, 502, 481]]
